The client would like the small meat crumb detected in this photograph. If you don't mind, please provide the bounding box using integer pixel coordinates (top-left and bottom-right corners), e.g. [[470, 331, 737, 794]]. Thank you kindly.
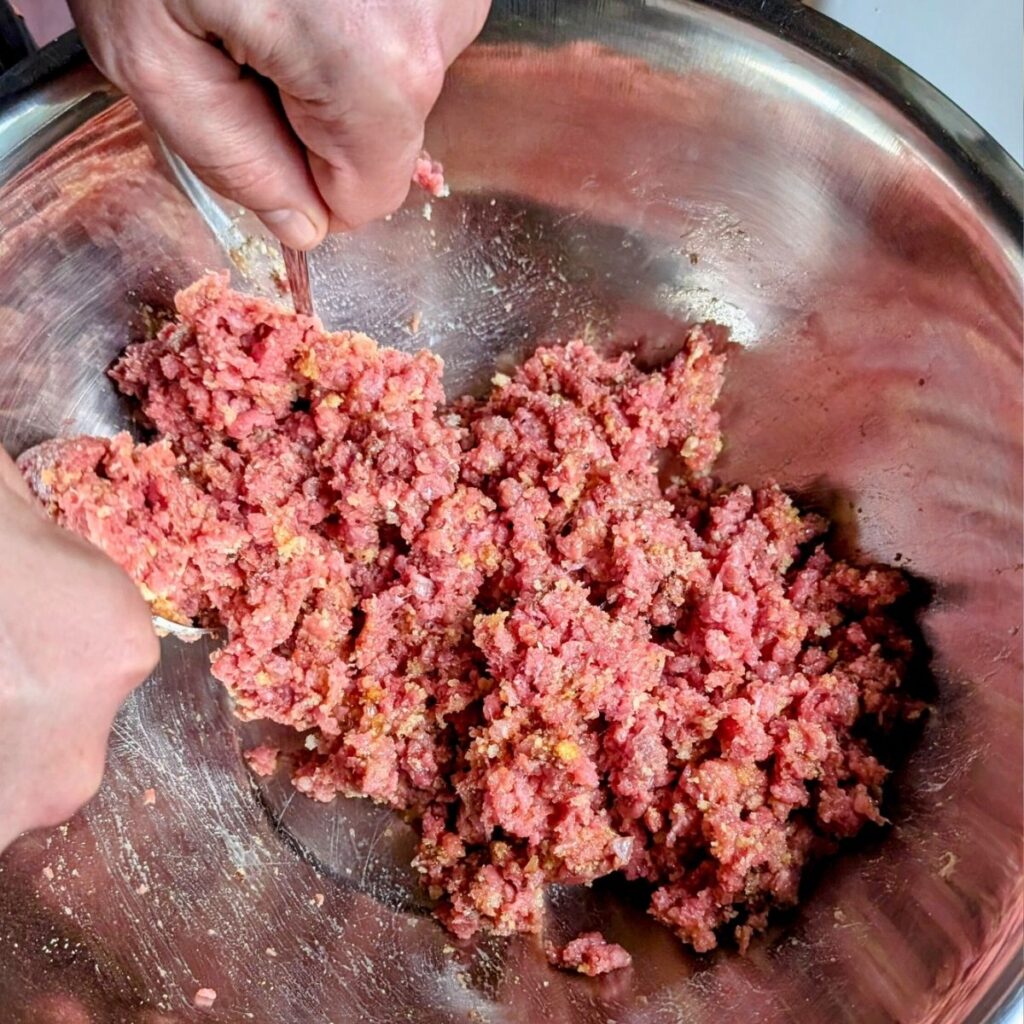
[[545, 932, 632, 975], [412, 151, 449, 198], [42, 866, 55, 881], [243, 745, 281, 778], [310, 892, 325, 908], [141, 788, 156, 806], [193, 988, 217, 1010]]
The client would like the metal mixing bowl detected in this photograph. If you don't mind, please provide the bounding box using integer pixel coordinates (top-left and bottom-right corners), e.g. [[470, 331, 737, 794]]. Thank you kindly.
[[0, 2, 1020, 1021]]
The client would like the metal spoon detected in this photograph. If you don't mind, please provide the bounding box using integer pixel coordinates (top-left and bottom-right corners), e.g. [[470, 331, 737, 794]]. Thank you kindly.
[[160, 142, 317, 320], [152, 615, 217, 643]]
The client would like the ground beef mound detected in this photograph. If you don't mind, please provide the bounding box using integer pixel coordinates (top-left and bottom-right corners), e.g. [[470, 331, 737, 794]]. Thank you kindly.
[[21, 274, 921, 963]]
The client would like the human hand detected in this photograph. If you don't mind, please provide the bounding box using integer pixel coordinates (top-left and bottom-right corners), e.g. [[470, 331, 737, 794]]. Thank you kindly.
[[0, 449, 159, 852], [67, 0, 491, 249]]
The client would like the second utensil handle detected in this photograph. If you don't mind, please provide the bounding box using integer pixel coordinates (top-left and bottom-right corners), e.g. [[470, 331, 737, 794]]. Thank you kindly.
[[281, 244, 313, 318]]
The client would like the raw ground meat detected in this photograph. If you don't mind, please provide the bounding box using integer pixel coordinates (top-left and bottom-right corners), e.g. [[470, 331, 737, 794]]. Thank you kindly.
[[545, 932, 633, 975], [21, 274, 923, 966], [244, 745, 281, 778], [412, 151, 449, 198]]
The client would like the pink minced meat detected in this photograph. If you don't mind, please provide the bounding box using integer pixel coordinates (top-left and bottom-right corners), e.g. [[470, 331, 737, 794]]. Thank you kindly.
[[244, 745, 281, 777], [412, 151, 448, 198], [546, 932, 632, 976], [22, 274, 921, 961]]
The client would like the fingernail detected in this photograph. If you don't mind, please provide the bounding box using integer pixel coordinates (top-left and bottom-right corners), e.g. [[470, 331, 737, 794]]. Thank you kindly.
[[261, 209, 321, 250]]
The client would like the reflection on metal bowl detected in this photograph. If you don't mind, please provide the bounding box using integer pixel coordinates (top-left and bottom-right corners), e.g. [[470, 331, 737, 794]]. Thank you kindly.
[[0, 2, 1020, 1022]]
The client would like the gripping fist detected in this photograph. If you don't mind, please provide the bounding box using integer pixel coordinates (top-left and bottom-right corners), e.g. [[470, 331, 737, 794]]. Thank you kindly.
[[68, 0, 491, 248]]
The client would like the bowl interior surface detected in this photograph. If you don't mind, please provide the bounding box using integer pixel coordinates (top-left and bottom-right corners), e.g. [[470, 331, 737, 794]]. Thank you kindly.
[[0, 3, 1020, 1022]]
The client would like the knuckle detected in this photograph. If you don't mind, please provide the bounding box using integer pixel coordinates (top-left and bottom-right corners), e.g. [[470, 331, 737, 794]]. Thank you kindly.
[[189, 154, 275, 201], [324, 169, 412, 229], [89, 562, 160, 687], [400, 45, 447, 114], [115, 50, 173, 99], [113, 602, 161, 686], [383, 174, 413, 213], [73, 759, 106, 811], [119, 621, 161, 688], [35, 758, 105, 829]]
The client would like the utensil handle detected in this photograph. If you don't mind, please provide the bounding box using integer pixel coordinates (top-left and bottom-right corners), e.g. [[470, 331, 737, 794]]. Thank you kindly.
[[281, 244, 313, 318]]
